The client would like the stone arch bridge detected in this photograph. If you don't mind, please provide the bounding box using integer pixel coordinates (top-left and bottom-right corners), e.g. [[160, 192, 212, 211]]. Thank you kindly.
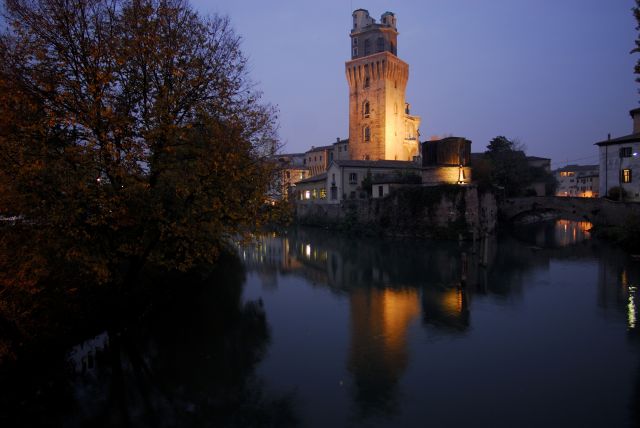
[[499, 196, 640, 226]]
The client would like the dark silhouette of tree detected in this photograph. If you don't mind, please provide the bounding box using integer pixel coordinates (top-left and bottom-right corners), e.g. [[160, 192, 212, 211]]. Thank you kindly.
[[479, 136, 556, 197], [633, 0, 640, 84], [0, 0, 278, 289]]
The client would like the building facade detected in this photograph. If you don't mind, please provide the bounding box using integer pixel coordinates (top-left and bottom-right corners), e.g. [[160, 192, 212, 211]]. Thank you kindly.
[[421, 137, 472, 185], [555, 165, 599, 198], [304, 145, 333, 177], [296, 160, 419, 204], [346, 9, 420, 162], [596, 108, 640, 201], [270, 154, 308, 201]]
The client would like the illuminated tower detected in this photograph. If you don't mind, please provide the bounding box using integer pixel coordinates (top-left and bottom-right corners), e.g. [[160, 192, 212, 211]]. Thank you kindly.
[[346, 9, 421, 161]]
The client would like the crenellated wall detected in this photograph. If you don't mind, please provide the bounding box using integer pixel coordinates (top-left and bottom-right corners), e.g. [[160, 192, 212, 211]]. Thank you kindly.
[[346, 52, 419, 162]]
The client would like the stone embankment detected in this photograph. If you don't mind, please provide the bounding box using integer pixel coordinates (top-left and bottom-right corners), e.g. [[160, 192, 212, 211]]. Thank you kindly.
[[295, 185, 496, 239]]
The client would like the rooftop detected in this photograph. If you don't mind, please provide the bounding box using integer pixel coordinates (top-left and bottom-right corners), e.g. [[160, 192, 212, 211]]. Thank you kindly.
[[296, 172, 327, 185], [595, 133, 640, 146], [526, 156, 551, 162], [332, 160, 419, 169], [306, 145, 333, 153], [555, 164, 598, 172]]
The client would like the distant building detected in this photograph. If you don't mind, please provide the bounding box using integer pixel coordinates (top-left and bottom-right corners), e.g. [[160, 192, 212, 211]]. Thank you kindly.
[[346, 9, 420, 162], [554, 164, 599, 198], [304, 145, 333, 177], [526, 156, 551, 172], [270, 154, 308, 200], [526, 156, 551, 196], [421, 137, 472, 185], [333, 138, 350, 161], [595, 108, 640, 201]]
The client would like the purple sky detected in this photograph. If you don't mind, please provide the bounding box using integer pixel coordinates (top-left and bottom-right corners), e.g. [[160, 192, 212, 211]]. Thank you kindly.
[[194, 0, 637, 168]]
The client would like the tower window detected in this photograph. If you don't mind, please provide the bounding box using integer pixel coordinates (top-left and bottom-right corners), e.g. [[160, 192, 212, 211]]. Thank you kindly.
[[364, 127, 370, 142], [364, 76, 370, 88], [363, 101, 370, 118], [377, 37, 384, 53], [353, 47, 358, 57], [353, 38, 358, 46], [364, 39, 371, 56]]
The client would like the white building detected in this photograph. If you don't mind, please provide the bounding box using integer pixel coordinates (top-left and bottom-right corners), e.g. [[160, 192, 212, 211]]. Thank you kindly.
[[295, 160, 420, 204], [596, 108, 640, 201], [554, 165, 599, 198]]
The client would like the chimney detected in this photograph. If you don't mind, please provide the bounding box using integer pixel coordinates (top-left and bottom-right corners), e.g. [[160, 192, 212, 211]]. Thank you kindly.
[[336, 137, 340, 143], [630, 108, 640, 134]]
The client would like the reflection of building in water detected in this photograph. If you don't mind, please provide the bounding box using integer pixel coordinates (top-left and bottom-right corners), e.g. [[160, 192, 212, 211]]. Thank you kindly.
[[348, 287, 420, 415], [512, 220, 593, 249], [555, 220, 592, 247], [422, 287, 469, 332], [238, 235, 305, 289]]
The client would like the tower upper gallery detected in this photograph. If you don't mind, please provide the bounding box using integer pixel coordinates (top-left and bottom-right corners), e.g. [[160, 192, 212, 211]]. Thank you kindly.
[[350, 9, 398, 60]]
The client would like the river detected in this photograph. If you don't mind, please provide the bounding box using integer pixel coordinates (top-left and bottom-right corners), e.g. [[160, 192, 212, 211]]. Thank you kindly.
[[3, 220, 640, 427]]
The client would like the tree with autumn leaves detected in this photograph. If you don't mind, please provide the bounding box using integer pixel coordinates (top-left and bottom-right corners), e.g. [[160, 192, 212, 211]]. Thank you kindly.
[[0, 0, 279, 289]]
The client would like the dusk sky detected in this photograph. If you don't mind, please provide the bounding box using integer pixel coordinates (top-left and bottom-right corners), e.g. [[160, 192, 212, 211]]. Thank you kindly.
[[197, 0, 635, 168]]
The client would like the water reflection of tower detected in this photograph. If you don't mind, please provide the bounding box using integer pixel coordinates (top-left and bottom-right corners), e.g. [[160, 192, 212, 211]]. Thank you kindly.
[[422, 287, 469, 332], [347, 287, 420, 416]]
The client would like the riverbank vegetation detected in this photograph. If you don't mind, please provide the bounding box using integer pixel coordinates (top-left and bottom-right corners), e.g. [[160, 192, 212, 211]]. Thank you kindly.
[[0, 0, 278, 361]]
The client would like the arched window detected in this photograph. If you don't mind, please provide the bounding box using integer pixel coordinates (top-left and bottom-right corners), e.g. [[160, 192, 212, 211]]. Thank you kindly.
[[363, 101, 370, 118], [364, 127, 370, 142]]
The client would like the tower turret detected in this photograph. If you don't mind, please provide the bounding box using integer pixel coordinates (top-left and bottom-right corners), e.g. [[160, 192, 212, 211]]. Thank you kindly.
[[345, 10, 420, 161]]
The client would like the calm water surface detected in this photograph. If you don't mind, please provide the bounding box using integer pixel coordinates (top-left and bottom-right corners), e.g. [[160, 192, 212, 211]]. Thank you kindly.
[[4, 220, 640, 427]]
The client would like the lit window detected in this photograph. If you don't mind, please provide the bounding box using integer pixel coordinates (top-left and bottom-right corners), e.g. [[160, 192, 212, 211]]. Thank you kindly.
[[312, 189, 317, 199], [320, 188, 327, 199], [349, 173, 357, 184], [622, 169, 632, 183], [304, 190, 311, 200]]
